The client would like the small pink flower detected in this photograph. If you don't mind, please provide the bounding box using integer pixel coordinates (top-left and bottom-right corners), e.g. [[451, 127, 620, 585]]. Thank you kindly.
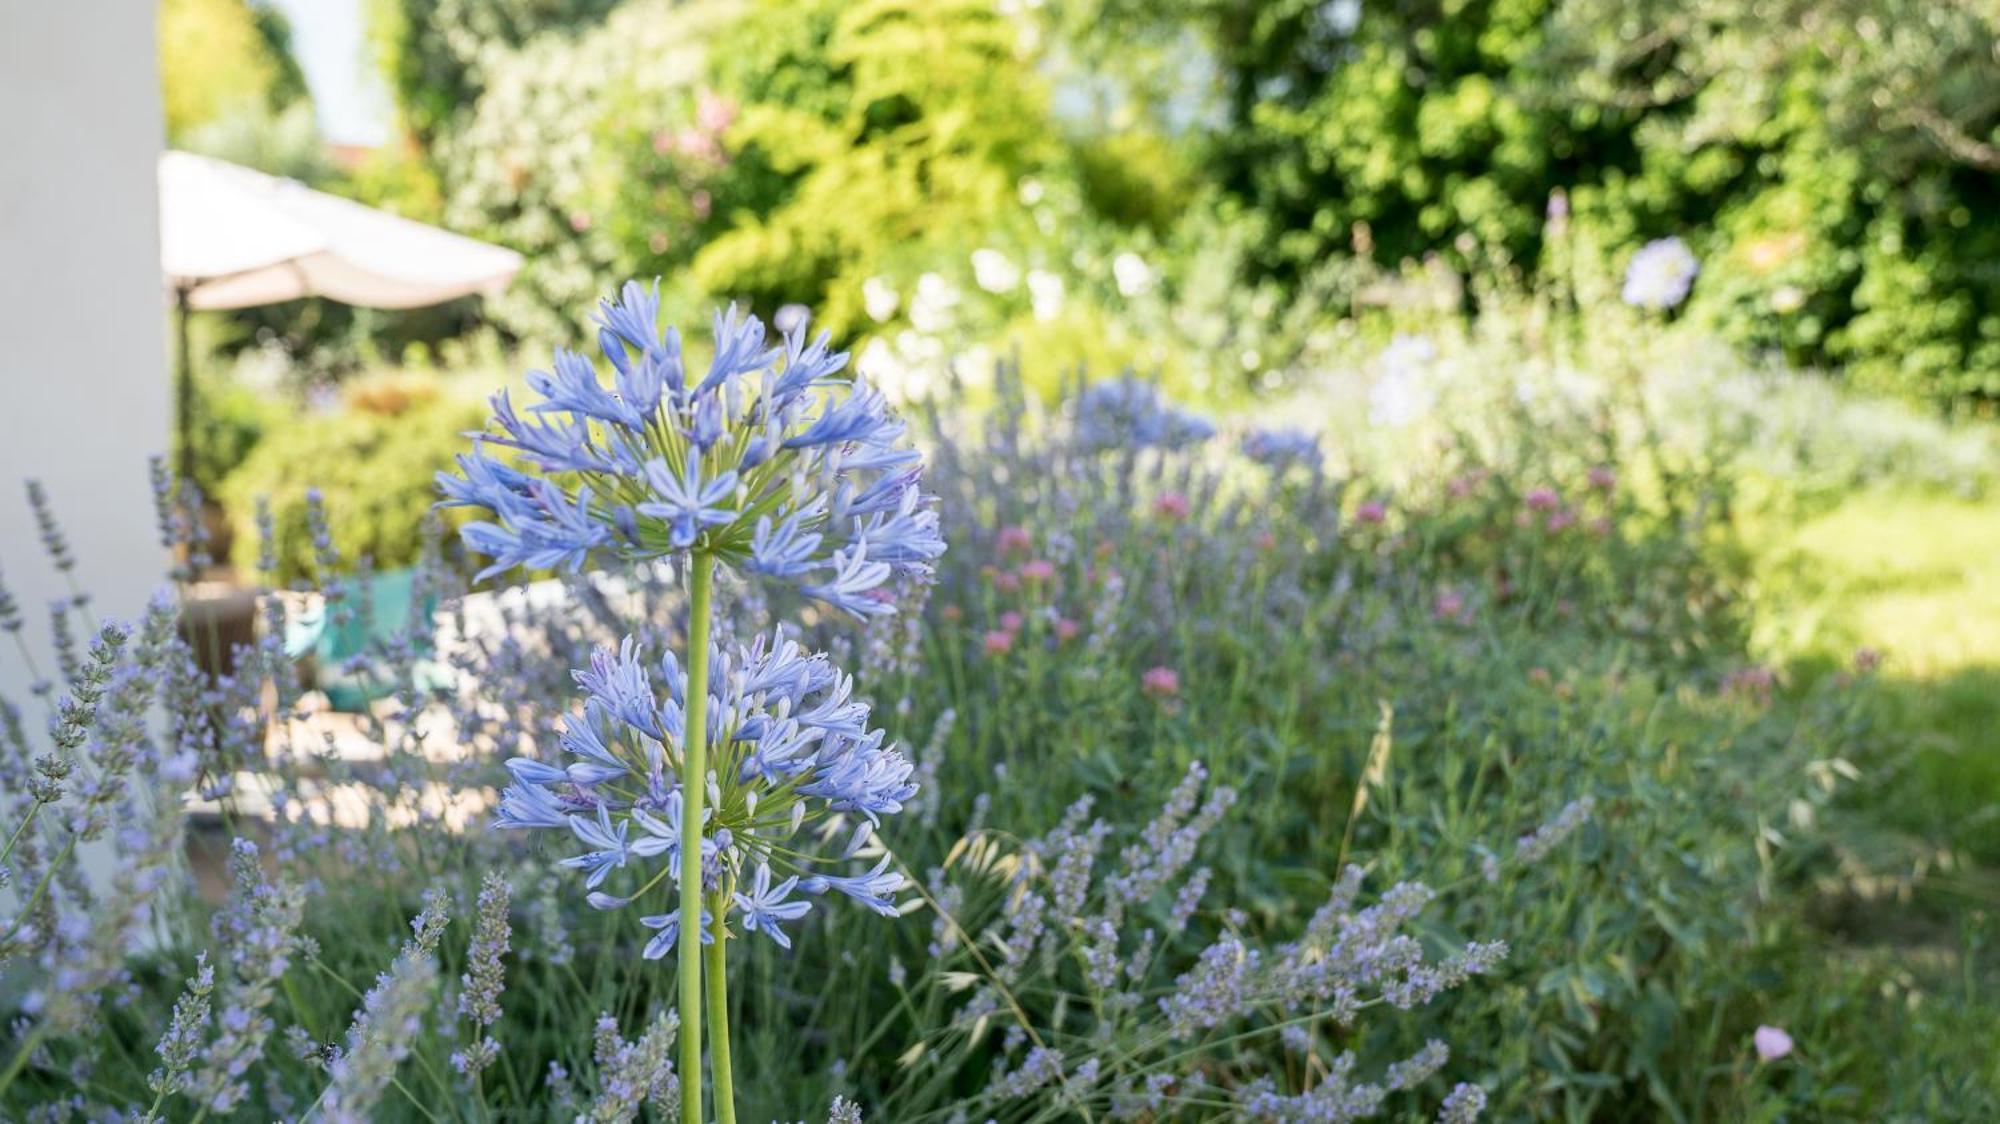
[[1753, 1025, 1793, 1062], [1020, 559, 1056, 582], [1525, 487, 1561, 511], [997, 525, 1033, 555], [998, 611, 1023, 633], [1254, 531, 1277, 551], [1588, 465, 1617, 492], [1546, 509, 1577, 533], [1355, 501, 1387, 525], [982, 630, 1014, 655], [991, 570, 1021, 593], [1154, 492, 1191, 520], [1140, 666, 1181, 698], [674, 128, 718, 162], [569, 211, 593, 232], [1433, 588, 1466, 621], [1723, 665, 1776, 703], [695, 88, 738, 135], [1054, 618, 1081, 642], [691, 190, 713, 220]]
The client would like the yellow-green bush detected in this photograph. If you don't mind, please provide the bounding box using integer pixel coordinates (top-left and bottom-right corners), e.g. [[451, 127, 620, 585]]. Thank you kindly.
[[220, 385, 483, 582]]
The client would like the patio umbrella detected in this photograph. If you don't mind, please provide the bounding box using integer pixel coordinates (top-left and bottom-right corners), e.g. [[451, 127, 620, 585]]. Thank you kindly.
[[157, 150, 524, 484]]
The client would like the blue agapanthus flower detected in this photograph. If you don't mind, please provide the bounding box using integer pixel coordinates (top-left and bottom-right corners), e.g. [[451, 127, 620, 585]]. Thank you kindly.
[[440, 284, 944, 616], [1241, 426, 1323, 473], [1621, 237, 1700, 311], [495, 630, 914, 955], [1072, 376, 1216, 453]]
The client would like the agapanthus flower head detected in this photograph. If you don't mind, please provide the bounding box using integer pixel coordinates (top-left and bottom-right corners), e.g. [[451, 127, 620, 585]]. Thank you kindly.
[[440, 284, 944, 616], [1622, 237, 1700, 310], [495, 631, 916, 954], [1241, 426, 1323, 472], [1072, 377, 1215, 452]]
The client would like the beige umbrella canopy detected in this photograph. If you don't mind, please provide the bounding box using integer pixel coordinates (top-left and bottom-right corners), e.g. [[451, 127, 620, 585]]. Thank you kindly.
[[158, 150, 523, 480], [160, 150, 522, 309]]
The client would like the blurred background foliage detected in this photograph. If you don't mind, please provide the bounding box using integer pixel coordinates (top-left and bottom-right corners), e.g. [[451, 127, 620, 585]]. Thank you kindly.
[[158, 0, 2000, 573]]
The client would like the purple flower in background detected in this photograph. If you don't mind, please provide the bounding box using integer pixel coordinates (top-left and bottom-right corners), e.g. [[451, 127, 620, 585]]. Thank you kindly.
[[1072, 377, 1215, 452], [1753, 1025, 1794, 1062], [1240, 426, 1322, 472], [440, 283, 944, 615], [1622, 237, 1700, 310]]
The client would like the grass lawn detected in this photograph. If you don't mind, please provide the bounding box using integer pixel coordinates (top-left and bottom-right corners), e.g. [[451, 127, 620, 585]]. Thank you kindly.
[[1751, 483, 2000, 887]]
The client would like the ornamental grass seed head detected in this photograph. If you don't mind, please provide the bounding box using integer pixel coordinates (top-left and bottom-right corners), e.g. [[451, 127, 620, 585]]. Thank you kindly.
[[441, 284, 944, 618]]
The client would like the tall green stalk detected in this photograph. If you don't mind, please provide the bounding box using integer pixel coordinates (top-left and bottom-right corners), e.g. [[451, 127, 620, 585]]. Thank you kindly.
[[678, 553, 715, 1124], [705, 888, 737, 1124]]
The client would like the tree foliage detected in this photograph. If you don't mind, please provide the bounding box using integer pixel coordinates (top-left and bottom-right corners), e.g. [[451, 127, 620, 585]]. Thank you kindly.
[[158, 0, 311, 140], [690, 0, 1067, 332], [1121, 0, 2000, 404]]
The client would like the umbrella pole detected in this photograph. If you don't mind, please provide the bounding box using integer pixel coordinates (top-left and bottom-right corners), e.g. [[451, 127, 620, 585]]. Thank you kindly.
[[175, 285, 194, 489]]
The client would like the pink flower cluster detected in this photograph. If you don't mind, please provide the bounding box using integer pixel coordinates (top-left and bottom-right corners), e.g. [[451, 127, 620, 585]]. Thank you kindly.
[[654, 88, 738, 165], [980, 525, 1082, 657], [1141, 666, 1181, 698]]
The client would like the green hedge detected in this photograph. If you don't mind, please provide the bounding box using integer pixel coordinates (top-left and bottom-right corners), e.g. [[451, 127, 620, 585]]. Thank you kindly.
[[221, 388, 483, 583]]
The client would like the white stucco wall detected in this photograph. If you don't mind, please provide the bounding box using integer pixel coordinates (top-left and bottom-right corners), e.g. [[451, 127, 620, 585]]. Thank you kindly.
[[0, 3, 169, 704]]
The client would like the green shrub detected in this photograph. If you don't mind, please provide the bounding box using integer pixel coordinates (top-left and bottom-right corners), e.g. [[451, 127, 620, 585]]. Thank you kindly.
[[696, 0, 1069, 334], [220, 383, 483, 582], [1079, 0, 2000, 407], [436, 0, 741, 346]]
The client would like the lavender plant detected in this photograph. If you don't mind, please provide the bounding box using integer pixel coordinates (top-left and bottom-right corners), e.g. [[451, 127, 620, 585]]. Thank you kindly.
[[876, 763, 1515, 1121], [443, 283, 943, 1122], [1, 292, 1987, 1119]]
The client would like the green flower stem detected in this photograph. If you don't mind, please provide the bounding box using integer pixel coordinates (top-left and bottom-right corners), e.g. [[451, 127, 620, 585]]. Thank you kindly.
[[679, 552, 716, 1124], [0, 801, 44, 870], [705, 887, 737, 1124]]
